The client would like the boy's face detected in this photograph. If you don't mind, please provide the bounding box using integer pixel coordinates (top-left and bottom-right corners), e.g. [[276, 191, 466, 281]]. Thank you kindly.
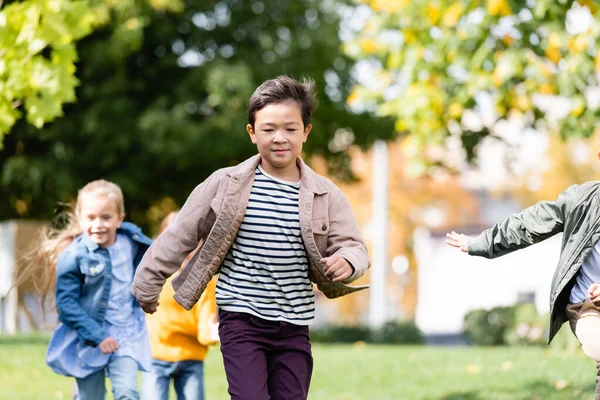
[[247, 99, 311, 179]]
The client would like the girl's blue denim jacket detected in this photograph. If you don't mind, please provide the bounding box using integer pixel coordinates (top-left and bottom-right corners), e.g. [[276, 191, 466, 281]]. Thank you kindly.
[[55, 222, 152, 347]]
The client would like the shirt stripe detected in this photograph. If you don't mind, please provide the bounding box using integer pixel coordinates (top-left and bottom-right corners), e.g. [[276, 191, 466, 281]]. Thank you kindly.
[[216, 166, 315, 325]]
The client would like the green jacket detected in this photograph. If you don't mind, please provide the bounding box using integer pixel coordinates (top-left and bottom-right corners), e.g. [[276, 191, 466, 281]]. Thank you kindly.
[[468, 182, 600, 343]]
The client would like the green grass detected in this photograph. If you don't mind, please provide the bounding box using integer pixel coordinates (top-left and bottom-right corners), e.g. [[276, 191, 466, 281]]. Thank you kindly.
[[0, 335, 596, 399]]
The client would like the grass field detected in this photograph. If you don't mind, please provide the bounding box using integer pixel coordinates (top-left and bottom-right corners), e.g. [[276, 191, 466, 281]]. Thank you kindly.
[[0, 335, 596, 399]]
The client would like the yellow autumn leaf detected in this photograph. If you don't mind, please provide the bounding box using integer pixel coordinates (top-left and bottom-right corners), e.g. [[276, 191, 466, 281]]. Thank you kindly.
[[370, 0, 409, 13], [539, 63, 552, 77], [347, 88, 360, 105], [548, 33, 561, 49], [571, 98, 585, 116], [427, 3, 441, 25], [514, 95, 531, 111], [502, 35, 514, 46], [580, 0, 599, 15], [149, 0, 184, 12], [568, 35, 588, 54], [545, 47, 562, 64], [125, 18, 140, 30], [359, 38, 381, 54], [404, 30, 417, 44], [492, 72, 503, 87], [539, 83, 555, 94], [501, 361, 513, 371], [571, 104, 585, 116], [387, 52, 403, 69], [492, 61, 513, 86], [488, 0, 511, 16], [466, 364, 483, 374], [448, 103, 463, 118], [443, 3, 463, 28], [553, 380, 569, 390], [395, 119, 407, 132], [446, 51, 456, 63]]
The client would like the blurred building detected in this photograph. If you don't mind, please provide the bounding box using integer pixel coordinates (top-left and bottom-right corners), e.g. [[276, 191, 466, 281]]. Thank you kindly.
[[413, 191, 562, 341], [0, 220, 57, 334]]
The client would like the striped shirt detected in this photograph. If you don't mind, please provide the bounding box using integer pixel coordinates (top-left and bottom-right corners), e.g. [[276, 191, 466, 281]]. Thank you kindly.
[[216, 165, 315, 325]]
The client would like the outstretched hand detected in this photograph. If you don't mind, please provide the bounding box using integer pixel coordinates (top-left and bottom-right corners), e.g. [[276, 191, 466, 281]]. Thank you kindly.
[[446, 231, 470, 253]]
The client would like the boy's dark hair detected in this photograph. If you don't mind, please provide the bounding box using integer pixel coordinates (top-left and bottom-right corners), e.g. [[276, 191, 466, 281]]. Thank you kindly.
[[247, 76, 318, 128]]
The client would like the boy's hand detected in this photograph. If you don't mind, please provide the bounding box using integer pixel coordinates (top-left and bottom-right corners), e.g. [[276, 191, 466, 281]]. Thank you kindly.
[[588, 283, 600, 303], [140, 300, 159, 314], [99, 336, 119, 354], [321, 255, 354, 282], [446, 231, 470, 253]]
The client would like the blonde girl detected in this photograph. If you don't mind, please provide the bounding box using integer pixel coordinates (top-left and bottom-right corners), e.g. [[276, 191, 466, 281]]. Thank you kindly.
[[21, 180, 153, 399]]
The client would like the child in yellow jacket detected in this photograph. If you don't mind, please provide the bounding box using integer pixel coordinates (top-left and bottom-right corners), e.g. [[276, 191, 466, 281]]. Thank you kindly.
[[141, 212, 219, 400]]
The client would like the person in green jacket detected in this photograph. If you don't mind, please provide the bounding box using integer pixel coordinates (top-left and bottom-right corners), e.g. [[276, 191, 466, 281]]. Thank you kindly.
[[447, 168, 600, 400]]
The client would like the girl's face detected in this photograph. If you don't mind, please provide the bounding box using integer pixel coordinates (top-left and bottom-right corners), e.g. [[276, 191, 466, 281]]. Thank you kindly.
[[78, 194, 124, 247]]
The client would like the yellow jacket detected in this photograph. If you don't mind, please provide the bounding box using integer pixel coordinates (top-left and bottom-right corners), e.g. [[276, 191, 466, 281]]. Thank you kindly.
[[146, 275, 218, 362]]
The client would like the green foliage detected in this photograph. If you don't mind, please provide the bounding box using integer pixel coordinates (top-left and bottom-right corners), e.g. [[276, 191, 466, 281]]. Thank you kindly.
[[346, 0, 600, 171], [310, 325, 372, 343], [503, 303, 547, 346], [464, 306, 516, 346], [464, 303, 554, 346], [549, 320, 583, 353], [0, 0, 99, 138], [310, 320, 424, 344], [370, 320, 425, 344], [0, 0, 394, 228], [0, 0, 184, 140]]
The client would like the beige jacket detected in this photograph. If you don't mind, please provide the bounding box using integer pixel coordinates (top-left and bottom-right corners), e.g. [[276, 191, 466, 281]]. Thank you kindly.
[[131, 155, 370, 310]]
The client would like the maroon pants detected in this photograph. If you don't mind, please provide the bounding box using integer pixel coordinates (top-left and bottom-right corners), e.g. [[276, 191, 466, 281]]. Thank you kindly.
[[218, 310, 313, 400]]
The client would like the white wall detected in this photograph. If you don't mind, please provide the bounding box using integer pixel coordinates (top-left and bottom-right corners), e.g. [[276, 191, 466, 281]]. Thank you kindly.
[[414, 228, 562, 335]]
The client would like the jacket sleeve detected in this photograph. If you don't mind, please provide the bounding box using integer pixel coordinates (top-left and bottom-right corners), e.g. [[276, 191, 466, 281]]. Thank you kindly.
[[56, 249, 108, 346], [196, 278, 218, 346], [468, 184, 579, 259], [326, 186, 370, 283], [131, 173, 220, 304]]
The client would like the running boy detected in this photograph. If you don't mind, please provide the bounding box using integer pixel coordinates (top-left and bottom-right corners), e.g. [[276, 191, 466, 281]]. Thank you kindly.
[[131, 75, 369, 400], [447, 157, 600, 399]]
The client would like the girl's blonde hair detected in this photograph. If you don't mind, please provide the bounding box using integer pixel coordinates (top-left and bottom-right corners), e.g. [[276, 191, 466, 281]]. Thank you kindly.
[[14, 179, 125, 307]]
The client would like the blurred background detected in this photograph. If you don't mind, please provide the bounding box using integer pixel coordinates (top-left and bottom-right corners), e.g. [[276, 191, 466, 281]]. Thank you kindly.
[[2, 0, 600, 398]]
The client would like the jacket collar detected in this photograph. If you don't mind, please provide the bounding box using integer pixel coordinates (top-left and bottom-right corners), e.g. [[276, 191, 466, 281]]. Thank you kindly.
[[228, 154, 328, 195], [80, 221, 151, 252], [80, 232, 100, 252]]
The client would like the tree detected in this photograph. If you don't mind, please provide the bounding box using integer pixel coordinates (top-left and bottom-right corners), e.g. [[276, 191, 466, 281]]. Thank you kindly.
[[0, 0, 183, 141], [345, 0, 600, 173], [0, 0, 394, 230]]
